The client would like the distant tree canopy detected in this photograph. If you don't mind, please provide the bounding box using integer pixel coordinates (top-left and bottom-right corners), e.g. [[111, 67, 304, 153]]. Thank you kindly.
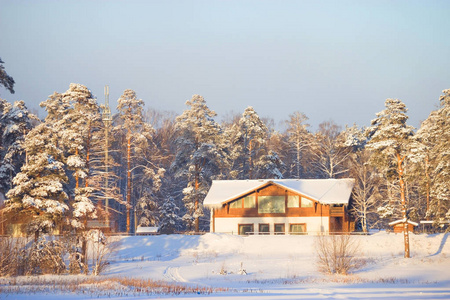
[[0, 57, 15, 94], [1, 84, 450, 236]]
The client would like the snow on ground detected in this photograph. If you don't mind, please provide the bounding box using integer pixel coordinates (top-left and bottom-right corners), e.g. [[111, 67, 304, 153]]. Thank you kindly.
[[2, 231, 450, 299]]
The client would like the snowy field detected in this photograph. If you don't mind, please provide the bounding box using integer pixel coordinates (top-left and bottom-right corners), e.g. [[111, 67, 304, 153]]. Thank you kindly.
[[1, 231, 450, 299]]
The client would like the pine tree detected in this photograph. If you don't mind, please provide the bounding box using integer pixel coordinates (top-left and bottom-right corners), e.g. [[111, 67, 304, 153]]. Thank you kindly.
[[254, 150, 285, 179], [366, 98, 415, 258], [414, 90, 450, 226], [116, 89, 163, 233], [158, 196, 181, 234], [172, 95, 223, 232], [40, 84, 101, 229], [6, 123, 68, 240], [228, 106, 268, 179], [0, 58, 15, 94], [0, 100, 38, 195], [62, 84, 101, 228]]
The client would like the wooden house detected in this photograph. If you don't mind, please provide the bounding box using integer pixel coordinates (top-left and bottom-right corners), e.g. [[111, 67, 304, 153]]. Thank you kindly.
[[203, 179, 355, 235]]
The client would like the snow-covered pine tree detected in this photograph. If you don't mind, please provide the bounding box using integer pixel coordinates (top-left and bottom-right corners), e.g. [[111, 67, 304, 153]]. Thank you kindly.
[[59, 84, 101, 228], [172, 95, 224, 232], [158, 196, 181, 234], [366, 98, 415, 258], [254, 150, 285, 179], [228, 106, 268, 179], [0, 100, 38, 195], [414, 90, 450, 226], [116, 89, 163, 233], [40, 84, 101, 230], [0, 57, 15, 94], [6, 122, 68, 241]]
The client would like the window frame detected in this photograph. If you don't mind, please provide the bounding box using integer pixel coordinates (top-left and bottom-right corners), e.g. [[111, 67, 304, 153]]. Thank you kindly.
[[301, 197, 314, 208], [289, 223, 307, 235], [238, 224, 254, 235], [258, 195, 286, 214], [274, 223, 285, 235], [258, 223, 270, 235], [243, 195, 256, 208], [287, 195, 300, 208]]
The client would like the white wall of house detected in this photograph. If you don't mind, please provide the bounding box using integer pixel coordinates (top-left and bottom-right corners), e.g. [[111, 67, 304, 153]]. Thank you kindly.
[[211, 215, 329, 235]]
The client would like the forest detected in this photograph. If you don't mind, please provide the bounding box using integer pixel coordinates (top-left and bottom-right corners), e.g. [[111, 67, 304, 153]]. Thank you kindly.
[[0, 82, 449, 238]]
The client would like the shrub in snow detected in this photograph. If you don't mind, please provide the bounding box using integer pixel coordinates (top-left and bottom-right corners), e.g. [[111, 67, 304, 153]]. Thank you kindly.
[[315, 234, 361, 275]]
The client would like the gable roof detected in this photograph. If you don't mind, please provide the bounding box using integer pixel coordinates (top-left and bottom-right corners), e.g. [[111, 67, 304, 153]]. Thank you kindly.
[[203, 178, 355, 208]]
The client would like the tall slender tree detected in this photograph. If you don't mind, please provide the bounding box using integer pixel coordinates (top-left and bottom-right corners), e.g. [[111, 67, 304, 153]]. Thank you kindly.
[[284, 112, 313, 178], [116, 89, 162, 233], [172, 95, 223, 232], [314, 120, 351, 178], [366, 98, 415, 257]]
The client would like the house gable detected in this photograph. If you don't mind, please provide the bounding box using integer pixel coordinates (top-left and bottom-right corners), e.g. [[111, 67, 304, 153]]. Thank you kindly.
[[215, 183, 323, 218]]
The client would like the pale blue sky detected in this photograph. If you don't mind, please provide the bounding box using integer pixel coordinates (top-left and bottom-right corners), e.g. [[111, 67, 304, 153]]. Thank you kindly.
[[1, 0, 449, 130]]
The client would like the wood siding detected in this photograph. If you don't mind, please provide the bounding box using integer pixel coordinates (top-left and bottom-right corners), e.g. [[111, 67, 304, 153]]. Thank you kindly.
[[214, 184, 327, 218], [212, 183, 354, 233]]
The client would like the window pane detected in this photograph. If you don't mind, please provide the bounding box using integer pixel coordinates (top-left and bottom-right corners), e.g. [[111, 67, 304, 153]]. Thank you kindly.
[[230, 198, 242, 209], [259, 224, 269, 234], [243, 196, 256, 208], [290, 224, 306, 234], [287, 195, 299, 208], [301, 198, 313, 208], [274, 223, 285, 234], [239, 224, 253, 235], [258, 196, 285, 213]]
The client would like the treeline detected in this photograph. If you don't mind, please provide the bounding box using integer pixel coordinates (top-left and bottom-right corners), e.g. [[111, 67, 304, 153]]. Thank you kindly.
[[0, 84, 449, 235]]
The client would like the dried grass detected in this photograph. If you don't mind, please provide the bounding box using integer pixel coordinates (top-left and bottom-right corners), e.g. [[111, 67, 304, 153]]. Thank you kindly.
[[0, 276, 231, 296]]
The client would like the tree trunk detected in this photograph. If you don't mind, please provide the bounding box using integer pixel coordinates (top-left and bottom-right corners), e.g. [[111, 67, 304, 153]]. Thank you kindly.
[[248, 139, 253, 179], [194, 164, 199, 233], [126, 132, 131, 234], [397, 152, 410, 258], [425, 156, 430, 220], [75, 148, 79, 188]]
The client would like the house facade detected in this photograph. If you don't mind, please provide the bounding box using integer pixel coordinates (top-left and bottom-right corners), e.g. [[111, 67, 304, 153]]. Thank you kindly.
[[203, 179, 355, 235]]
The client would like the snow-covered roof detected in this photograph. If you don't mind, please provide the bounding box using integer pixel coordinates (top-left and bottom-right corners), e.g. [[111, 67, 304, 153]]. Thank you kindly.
[[389, 219, 419, 226], [203, 179, 355, 208], [136, 226, 159, 234]]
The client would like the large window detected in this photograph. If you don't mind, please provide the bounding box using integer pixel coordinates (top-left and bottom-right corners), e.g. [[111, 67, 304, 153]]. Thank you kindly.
[[258, 196, 285, 213], [230, 198, 242, 209], [239, 224, 254, 235], [290, 224, 306, 235], [287, 195, 300, 208], [243, 195, 256, 208], [274, 223, 285, 235], [301, 198, 313, 208]]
